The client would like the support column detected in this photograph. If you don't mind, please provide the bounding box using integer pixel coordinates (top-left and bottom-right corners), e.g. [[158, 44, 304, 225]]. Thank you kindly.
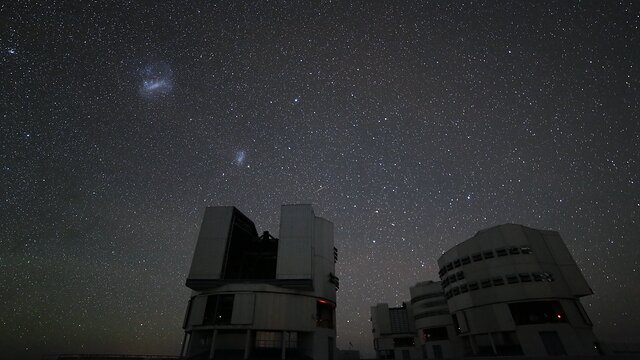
[[281, 331, 287, 360], [244, 329, 252, 360], [209, 329, 218, 360]]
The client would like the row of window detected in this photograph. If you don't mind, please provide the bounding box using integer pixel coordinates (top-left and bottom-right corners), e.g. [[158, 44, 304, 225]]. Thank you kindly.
[[439, 246, 533, 278], [442, 271, 465, 288], [419, 299, 447, 309], [414, 309, 449, 320], [410, 292, 444, 304], [444, 272, 555, 299]]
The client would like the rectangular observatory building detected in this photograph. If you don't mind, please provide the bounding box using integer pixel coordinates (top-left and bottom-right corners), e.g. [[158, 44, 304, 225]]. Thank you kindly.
[[182, 205, 338, 360]]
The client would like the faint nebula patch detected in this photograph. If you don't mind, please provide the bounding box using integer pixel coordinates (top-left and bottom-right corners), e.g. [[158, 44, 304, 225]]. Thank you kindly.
[[233, 150, 246, 166], [138, 62, 173, 98]]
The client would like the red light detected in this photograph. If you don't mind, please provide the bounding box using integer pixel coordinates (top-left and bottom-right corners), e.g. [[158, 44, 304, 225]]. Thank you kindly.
[[318, 299, 329, 304], [556, 314, 562, 319]]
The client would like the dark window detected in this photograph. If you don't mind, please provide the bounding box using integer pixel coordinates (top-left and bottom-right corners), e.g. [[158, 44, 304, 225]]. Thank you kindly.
[[411, 292, 444, 304], [446, 263, 453, 271], [532, 272, 543, 282], [452, 287, 460, 296], [449, 274, 457, 284], [540, 331, 567, 356], [402, 350, 410, 360], [468, 282, 479, 291], [393, 337, 415, 348], [521, 246, 532, 254], [421, 299, 447, 308], [461, 256, 471, 265], [438, 267, 445, 277], [483, 251, 495, 259], [492, 277, 505, 286], [480, 279, 492, 288], [424, 327, 448, 341], [378, 350, 394, 359], [492, 331, 524, 356], [474, 334, 494, 355], [255, 331, 282, 349], [472, 253, 482, 262], [459, 284, 468, 293], [496, 248, 508, 257], [442, 278, 449, 287], [519, 273, 532, 282], [454, 259, 461, 268], [509, 301, 567, 325], [506, 274, 519, 284], [414, 309, 449, 320], [203, 294, 234, 325], [456, 271, 465, 280], [509, 247, 521, 255], [543, 272, 555, 282], [317, 301, 334, 329], [433, 345, 443, 359]]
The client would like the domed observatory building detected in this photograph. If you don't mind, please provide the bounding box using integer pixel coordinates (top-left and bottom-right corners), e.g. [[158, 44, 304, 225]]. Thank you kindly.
[[181, 205, 338, 360], [437, 224, 599, 357]]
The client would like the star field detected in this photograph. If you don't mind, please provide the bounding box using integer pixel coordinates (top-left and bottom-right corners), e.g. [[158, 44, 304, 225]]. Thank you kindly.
[[2, 1, 639, 359]]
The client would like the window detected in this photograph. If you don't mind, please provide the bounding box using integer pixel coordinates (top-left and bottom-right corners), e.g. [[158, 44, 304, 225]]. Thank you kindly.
[[483, 251, 495, 259], [521, 246, 532, 254], [411, 292, 444, 304], [459, 284, 468, 293], [492, 331, 523, 355], [496, 248, 508, 257], [509, 247, 520, 255], [474, 334, 494, 355], [446, 263, 453, 271], [452, 287, 460, 296], [472, 253, 482, 262], [394, 337, 415, 347], [519, 273, 532, 282], [454, 259, 461, 268], [456, 271, 465, 280], [492, 277, 505, 286], [378, 350, 394, 359], [317, 300, 334, 329], [421, 299, 447, 308], [480, 279, 492, 288], [468, 282, 479, 291], [424, 327, 448, 341], [414, 309, 449, 320], [506, 274, 519, 284], [449, 274, 457, 284], [461, 256, 471, 265], [542, 272, 554, 282], [539, 331, 567, 356], [532, 272, 543, 282], [202, 294, 234, 325], [389, 308, 410, 333], [509, 301, 567, 325], [256, 331, 282, 349]]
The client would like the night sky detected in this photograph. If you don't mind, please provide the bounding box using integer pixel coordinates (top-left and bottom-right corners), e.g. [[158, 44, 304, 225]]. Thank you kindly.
[[2, 1, 639, 359]]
